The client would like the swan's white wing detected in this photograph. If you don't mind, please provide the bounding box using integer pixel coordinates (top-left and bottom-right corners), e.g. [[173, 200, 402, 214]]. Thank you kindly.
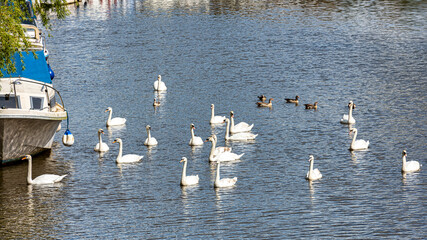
[[211, 116, 226, 124], [183, 175, 199, 185], [33, 174, 66, 184], [404, 161, 421, 172], [118, 154, 143, 163], [110, 117, 126, 126]]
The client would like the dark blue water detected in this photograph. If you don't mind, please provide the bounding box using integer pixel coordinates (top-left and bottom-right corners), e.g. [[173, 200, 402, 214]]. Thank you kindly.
[[1, 0, 426, 238]]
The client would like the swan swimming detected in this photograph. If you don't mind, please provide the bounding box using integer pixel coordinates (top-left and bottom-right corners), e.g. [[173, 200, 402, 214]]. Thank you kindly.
[[306, 155, 322, 181], [224, 118, 257, 141], [189, 123, 204, 146], [144, 125, 158, 146], [401, 150, 421, 173], [340, 101, 356, 124], [229, 111, 254, 133], [210, 104, 226, 124], [153, 74, 167, 91], [214, 160, 237, 188], [206, 135, 243, 162], [105, 107, 126, 127], [349, 128, 369, 150], [113, 138, 143, 163], [22, 155, 67, 185], [94, 128, 109, 152], [180, 157, 199, 186]]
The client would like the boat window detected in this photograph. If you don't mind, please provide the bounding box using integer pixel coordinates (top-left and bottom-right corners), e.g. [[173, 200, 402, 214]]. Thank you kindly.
[[30, 96, 44, 110], [0, 95, 20, 109]]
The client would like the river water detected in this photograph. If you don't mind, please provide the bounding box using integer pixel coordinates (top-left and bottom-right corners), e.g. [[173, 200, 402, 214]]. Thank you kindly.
[[1, 0, 426, 238]]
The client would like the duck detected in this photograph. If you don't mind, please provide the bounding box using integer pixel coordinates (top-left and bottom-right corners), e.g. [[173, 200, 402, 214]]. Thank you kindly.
[[113, 138, 143, 163], [180, 157, 199, 186], [189, 123, 204, 146], [224, 118, 257, 141], [105, 107, 126, 127], [304, 102, 318, 109], [401, 150, 421, 173], [340, 101, 356, 124], [285, 95, 299, 103], [144, 125, 158, 146], [305, 155, 322, 181], [22, 155, 67, 185], [349, 128, 369, 150], [210, 104, 226, 124], [257, 98, 273, 107], [206, 135, 243, 162], [214, 160, 237, 188], [153, 74, 167, 91], [229, 111, 254, 133], [153, 98, 160, 107], [257, 95, 267, 102], [94, 128, 109, 152]]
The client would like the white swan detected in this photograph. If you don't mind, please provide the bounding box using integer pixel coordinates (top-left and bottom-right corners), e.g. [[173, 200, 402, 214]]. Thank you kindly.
[[189, 123, 203, 146], [207, 135, 243, 162], [224, 118, 257, 141], [22, 155, 67, 185], [94, 128, 109, 152], [180, 157, 199, 186], [105, 107, 126, 127], [229, 111, 254, 133], [349, 128, 369, 150], [306, 155, 322, 181], [113, 138, 143, 163], [153, 74, 167, 91], [401, 150, 421, 173], [340, 101, 356, 124], [144, 125, 158, 146], [214, 160, 237, 188], [210, 104, 226, 124]]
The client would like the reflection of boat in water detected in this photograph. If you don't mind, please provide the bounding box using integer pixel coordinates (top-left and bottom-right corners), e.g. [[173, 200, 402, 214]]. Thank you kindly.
[[0, 1, 67, 165]]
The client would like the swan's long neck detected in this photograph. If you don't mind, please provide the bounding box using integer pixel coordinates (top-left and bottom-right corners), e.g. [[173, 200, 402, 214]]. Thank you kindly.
[[98, 132, 103, 145], [117, 141, 123, 161], [225, 120, 230, 139], [309, 159, 314, 173], [107, 110, 112, 124], [182, 160, 187, 180], [27, 158, 34, 184], [147, 128, 152, 140], [348, 104, 353, 119], [157, 79, 161, 89], [209, 138, 217, 160], [230, 116, 235, 131], [402, 155, 407, 167], [216, 162, 221, 182], [351, 130, 357, 148], [191, 127, 195, 140], [211, 107, 215, 120]]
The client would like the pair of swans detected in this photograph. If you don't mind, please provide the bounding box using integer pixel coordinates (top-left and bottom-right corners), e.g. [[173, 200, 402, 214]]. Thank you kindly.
[[94, 129, 109, 152], [189, 123, 204, 146], [144, 125, 158, 146], [113, 138, 143, 163], [105, 107, 126, 127], [340, 101, 356, 124], [306, 155, 322, 181], [401, 150, 421, 173], [153, 75, 167, 91], [22, 155, 67, 185], [206, 134, 243, 162], [210, 104, 226, 124], [180, 157, 199, 186], [224, 118, 257, 141], [349, 128, 369, 151], [229, 111, 254, 133]]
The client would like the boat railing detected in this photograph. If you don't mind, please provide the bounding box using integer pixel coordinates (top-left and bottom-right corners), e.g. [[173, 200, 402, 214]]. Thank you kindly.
[[12, 78, 66, 112]]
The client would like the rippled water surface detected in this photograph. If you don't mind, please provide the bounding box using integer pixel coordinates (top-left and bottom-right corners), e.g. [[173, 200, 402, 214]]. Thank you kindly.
[[1, 0, 426, 238]]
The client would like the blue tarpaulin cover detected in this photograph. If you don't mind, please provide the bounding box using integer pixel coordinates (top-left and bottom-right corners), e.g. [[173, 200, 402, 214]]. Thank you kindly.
[[1, 50, 52, 84]]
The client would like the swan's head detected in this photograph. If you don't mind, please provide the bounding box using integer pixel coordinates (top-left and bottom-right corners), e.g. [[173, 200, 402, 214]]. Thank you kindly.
[[112, 138, 122, 144], [223, 118, 229, 123], [180, 157, 187, 163], [105, 107, 112, 112], [146, 125, 151, 130], [98, 129, 105, 134], [308, 155, 314, 161], [230, 111, 234, 117], [22, 155, 32, 161], [211, 104, 214, 109], [205, 136, 214, 142], [191, 123, 195, 129], [158, 75, 161, 80], [349, 128, 357, 134], [402, 150, 407, 157]]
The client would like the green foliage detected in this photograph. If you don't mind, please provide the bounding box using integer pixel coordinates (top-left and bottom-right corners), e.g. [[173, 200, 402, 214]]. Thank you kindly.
[[0, 0, 69, 77]]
